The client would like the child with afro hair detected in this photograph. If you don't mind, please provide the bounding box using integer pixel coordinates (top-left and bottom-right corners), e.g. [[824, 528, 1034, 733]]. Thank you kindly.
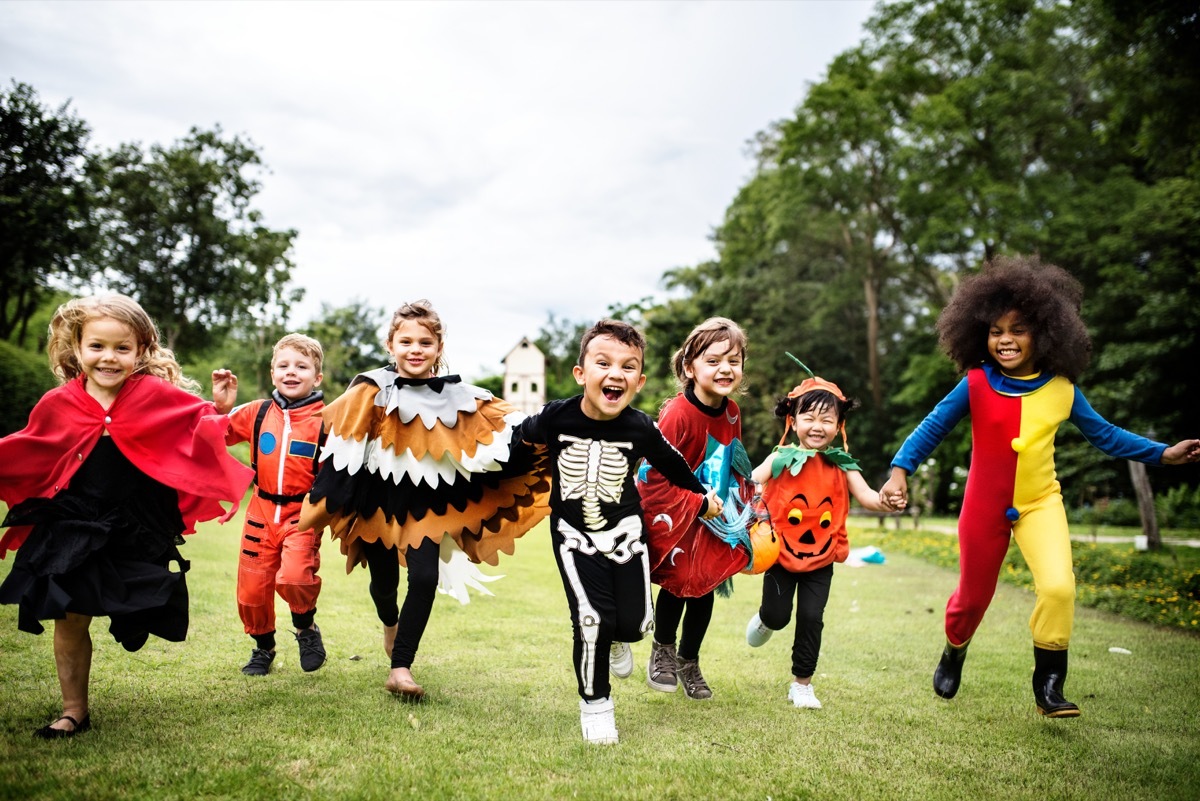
[[882, 255, 1200, 718]]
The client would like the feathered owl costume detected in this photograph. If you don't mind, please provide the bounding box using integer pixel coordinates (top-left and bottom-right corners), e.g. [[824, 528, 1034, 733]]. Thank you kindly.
[[299, 370, 550, 582]]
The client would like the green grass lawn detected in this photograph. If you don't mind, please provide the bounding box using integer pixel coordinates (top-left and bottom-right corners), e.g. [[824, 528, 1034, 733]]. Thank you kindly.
[[2, 517, 1199, 801]]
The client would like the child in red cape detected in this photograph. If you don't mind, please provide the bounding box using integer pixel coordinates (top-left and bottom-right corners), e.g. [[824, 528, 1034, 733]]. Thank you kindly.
[[0, 294, 253, 739]]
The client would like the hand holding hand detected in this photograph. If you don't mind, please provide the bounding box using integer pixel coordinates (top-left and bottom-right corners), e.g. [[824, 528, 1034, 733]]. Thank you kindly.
[[881, 489, 908, 511], [700, 490, 723, 521], [1162, 439, 1200, 465], [880, 470, 909, 511]]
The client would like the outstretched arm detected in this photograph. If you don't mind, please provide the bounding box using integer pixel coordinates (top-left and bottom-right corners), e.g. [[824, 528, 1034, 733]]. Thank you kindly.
[[750, 453, 776, 485], [211, 369, 238, 415], [848, 471, 894, 513], [1162, 439, 1200, 465]]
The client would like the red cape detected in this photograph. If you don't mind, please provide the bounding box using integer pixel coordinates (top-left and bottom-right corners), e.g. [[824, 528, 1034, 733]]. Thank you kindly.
[[0, 374, 254, 555]]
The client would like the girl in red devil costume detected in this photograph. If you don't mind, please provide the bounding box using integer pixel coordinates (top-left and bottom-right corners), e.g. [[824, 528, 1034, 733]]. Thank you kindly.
[[745, 361, 894, 710], [881, 257, 1200, 717], [0, 295, 254, 738], [638, 317, 755, 701]]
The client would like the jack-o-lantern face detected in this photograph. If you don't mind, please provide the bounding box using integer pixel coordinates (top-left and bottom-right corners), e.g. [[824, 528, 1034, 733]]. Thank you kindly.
[[741, 494, 780, 574], [779, 493, 835, 560], [761, 453, 849, 572]]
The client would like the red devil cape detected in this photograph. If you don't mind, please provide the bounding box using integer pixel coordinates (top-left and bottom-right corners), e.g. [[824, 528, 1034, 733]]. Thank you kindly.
[[640, 394, 753, 597], [0, 375, 254, 555]]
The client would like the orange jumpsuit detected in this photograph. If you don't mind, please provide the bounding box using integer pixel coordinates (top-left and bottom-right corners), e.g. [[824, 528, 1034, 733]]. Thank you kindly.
[[226, 393, 324, 636]]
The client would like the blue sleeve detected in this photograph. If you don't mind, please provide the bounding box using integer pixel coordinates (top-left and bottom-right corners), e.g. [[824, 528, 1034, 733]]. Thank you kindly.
[[891, 378, 970, 473], [1068, 388, 1166, 464]]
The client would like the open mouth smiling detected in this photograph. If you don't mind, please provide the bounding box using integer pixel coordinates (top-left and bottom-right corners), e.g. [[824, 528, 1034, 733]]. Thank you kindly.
[[602, 386, 624, 401], [783, 531, 833, 561]]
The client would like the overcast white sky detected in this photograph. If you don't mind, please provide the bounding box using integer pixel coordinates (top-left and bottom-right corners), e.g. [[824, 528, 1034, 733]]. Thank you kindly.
[[2, 0, 875, 379]]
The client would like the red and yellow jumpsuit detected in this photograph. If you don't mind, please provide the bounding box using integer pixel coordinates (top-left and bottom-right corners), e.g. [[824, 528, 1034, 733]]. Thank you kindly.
[[892, 364, 1166, 650], [226, 393, 325, 637]]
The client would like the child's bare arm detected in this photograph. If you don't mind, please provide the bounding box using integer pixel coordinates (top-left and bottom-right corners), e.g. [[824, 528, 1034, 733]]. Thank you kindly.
[[750, 454, 776, 485], [211, 369, 238, 415], [1162, 439, 1200, 465], [880, 466, 909, 511], [848, 471, 893, 512]]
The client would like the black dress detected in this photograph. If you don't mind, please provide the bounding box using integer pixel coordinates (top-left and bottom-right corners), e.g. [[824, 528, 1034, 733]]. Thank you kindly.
[[0, 436, 189, 651]]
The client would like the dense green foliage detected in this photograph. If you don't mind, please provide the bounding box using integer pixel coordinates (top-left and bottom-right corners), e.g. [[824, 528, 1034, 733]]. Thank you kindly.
[[0, 340, 55, 435], [0, 81, 93, 346], [88, 126, 299, 355], [631, 0, 1200, 509]]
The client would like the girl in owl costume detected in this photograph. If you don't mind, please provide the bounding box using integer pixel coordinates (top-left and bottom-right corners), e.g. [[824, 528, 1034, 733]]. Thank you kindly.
[[300, 301, 549, 701]]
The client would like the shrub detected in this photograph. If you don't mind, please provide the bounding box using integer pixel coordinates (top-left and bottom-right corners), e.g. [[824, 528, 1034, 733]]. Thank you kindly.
[[856, 526, 1200, 632], [0, 341, 54, 435], [1157, 484, 1200, 530], [1067, 496, 1142, 527]]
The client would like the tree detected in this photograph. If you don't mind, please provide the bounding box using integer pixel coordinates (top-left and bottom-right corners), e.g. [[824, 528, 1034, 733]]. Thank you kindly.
[[639, 0, 1200, 511], [306, 299, 389, 398], [86, 126, 298, 354], [0, 80, 94, 345], [533, 313, 588, 402]]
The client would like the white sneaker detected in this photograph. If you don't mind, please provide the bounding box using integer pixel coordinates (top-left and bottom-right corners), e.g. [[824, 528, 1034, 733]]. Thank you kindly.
[[609, 642, 633, 679], [580, 697, 619, 744], [788, 681, 822, 709], [746, 613, 773, 647]]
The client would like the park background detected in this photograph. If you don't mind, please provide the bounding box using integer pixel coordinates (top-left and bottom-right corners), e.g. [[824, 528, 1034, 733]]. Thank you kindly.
[[2, 1, 1200, 797], [3, 0, 1198, 536]]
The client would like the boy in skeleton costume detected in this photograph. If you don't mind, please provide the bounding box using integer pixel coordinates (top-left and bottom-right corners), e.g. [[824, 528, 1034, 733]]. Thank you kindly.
[[518, 320, 721, 745]]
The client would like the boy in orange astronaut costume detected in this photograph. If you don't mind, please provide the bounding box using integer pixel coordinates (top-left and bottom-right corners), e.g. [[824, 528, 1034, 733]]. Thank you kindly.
[[213, 333, 327, 675]]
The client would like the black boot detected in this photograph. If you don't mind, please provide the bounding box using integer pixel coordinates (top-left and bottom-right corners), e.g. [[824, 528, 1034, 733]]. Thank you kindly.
[[933, 639, 969, 699], [1032, 647, 1081, 718]]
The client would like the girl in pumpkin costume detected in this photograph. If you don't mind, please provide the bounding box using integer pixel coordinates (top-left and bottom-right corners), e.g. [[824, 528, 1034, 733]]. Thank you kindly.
[[881, 257, 1200, 717], [745, 364, 893, 709]]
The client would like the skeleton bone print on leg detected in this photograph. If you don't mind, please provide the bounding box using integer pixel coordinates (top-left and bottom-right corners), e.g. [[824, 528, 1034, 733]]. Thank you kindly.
[[557, 516, 654, 696], [557, 434, 633, 530]]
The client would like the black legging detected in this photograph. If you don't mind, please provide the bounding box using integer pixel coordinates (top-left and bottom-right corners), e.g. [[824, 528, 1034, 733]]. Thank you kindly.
[[758, 562, 834, 680], [361, 537, 439, 669], [653, 587, 714, 661]]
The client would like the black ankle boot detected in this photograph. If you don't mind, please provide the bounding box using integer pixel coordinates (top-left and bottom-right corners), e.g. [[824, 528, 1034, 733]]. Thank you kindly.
[[933, 640, 969, 699], [1032, 646, 1081, 718]]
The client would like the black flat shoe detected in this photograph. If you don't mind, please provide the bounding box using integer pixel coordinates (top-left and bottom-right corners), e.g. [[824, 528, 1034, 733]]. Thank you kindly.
[[33, 714, 91, 740]]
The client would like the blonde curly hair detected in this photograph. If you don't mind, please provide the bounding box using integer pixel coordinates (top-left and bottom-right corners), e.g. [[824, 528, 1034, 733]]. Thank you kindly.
[[46, 294, 198, 393]]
